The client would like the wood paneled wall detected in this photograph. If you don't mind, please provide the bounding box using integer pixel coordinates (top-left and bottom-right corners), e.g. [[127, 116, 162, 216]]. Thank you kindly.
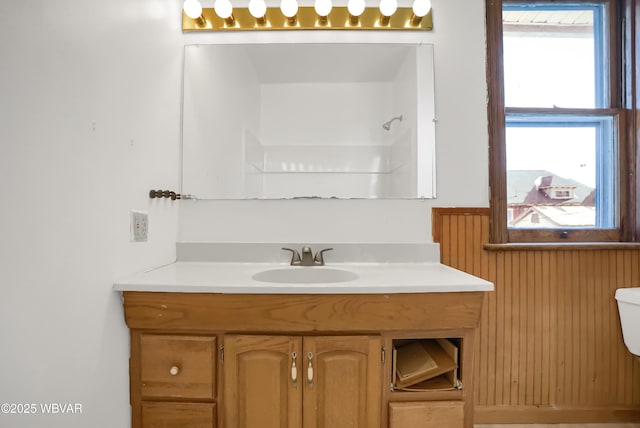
[[432, 208, 640, 423]]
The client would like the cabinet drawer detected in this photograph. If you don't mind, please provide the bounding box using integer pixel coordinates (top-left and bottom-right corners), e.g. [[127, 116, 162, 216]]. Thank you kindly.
[[142, 402, 215, 428], [389, 401, 464, 428], [140, 334, 216, 399]]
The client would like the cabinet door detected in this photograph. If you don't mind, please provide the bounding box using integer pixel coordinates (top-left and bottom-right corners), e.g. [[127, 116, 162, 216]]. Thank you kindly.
[[303, 336, 382, 428], [223, 335, 302, 428], [141, 402, 216, 428]]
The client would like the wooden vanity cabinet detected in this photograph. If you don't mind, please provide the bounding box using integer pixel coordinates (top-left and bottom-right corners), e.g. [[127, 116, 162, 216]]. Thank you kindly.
[[122, 291, 485, 428], [223, 335, 381, 428]]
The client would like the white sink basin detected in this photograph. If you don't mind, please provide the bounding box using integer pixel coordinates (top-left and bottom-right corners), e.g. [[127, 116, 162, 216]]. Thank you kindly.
[[252, 267, 359, 284]]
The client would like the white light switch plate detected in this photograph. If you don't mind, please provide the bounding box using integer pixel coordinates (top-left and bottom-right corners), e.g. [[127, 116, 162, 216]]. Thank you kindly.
[[130, 210, 148, 242]]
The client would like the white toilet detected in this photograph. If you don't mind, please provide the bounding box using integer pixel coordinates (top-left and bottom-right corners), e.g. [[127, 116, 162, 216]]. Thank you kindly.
[[615, 287, 640, 359]]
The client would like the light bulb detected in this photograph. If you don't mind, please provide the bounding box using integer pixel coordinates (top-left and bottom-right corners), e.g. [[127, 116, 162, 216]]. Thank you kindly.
[[379, 0, 397, 16], [280, 0, 298, 17], [214, 0, 233, 19], [347, 0, 365, 16], [314, 0, 333, 17], [249, 0, 267, 18], [183, 0, 203, 19], [412, 0, 431, 17]]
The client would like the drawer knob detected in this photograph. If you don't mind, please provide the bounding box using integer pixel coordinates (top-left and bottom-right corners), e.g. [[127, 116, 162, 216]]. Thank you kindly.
[[169, 365, 180, 376]]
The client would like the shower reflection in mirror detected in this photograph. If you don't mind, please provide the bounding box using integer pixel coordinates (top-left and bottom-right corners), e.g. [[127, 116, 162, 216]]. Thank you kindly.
[[181, 43, 436, 200]]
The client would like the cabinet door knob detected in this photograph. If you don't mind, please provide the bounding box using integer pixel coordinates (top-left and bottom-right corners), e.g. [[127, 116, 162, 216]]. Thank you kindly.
[[169, 365, 180, 376]]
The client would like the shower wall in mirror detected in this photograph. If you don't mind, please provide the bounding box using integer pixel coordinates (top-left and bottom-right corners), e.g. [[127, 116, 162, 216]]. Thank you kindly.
[[182, 43, 436, 199]]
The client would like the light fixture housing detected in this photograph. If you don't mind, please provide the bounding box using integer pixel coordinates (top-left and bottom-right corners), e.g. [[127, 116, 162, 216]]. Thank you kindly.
[[182, 4, 432, 31]]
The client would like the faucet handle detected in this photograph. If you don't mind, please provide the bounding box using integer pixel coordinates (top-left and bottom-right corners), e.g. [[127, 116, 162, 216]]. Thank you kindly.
[[282, 248, 302, 265], [313, 248, 333, 266]]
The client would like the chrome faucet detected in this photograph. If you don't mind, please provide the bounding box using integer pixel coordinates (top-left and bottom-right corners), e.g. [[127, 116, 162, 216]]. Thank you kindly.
[[282, 247, 333, 266]]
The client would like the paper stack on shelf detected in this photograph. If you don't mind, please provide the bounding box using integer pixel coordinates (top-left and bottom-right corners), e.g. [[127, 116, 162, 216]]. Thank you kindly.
[[393, 338, 459, 390]]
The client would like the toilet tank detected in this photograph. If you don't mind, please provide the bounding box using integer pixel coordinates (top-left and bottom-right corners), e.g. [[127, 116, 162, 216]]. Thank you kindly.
[[615, 287, 640, 356]]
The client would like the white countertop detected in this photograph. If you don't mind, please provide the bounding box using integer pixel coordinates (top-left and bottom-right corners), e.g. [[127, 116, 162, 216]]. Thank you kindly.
[[113, 261, 494, 294]]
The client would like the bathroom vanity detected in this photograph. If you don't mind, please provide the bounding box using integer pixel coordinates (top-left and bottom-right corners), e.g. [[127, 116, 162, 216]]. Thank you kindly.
[[115, 244, 493, 428]]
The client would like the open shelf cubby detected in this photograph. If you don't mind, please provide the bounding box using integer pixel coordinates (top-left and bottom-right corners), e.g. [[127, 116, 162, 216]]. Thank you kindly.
[[391, 338, 462, 392]]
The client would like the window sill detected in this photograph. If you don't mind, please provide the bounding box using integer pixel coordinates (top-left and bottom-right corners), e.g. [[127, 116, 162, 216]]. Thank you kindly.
[[483, 242, 640, 251]]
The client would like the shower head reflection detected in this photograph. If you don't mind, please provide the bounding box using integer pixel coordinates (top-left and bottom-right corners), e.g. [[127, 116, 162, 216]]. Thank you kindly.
[[382, 115, 403, 131]]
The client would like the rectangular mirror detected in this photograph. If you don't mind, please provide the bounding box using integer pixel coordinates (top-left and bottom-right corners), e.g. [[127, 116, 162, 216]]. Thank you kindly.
[[182, 43, 436, 199]]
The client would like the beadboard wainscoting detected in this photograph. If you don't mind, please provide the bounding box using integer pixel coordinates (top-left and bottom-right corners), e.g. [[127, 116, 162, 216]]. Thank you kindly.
[[432, 208, 640, 424]]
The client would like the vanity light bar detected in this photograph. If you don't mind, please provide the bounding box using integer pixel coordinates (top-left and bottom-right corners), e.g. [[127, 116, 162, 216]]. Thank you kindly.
[[182, 6, 432, 31]]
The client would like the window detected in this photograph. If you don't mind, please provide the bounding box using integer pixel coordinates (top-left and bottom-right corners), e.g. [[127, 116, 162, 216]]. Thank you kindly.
[[486, 0, 638, 243]]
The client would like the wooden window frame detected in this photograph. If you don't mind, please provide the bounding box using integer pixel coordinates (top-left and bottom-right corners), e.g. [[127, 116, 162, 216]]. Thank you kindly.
[[486, 0, 640, 243]]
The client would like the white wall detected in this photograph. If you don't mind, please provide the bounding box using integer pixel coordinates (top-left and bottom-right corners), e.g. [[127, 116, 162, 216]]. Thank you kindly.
[[0, 1, 488, 427], [179, 0, 489, 242], [0, 1, 183, 427]]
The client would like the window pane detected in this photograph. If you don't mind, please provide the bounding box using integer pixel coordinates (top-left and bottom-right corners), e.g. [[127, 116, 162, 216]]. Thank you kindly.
[[506, 119, 616, 229], [503, 6, 606, 108]]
